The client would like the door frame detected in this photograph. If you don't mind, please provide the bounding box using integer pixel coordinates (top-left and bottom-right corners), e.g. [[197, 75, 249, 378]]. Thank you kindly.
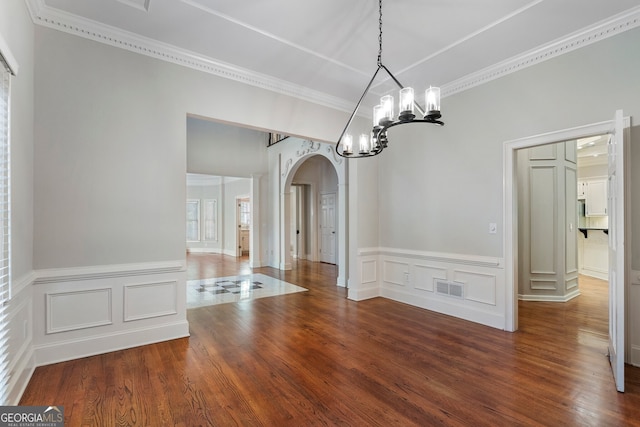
[[503, 115, 630, 332]]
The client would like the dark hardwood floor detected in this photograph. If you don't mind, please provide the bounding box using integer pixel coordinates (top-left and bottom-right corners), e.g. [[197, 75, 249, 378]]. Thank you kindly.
[[20, 254, 640, 426]]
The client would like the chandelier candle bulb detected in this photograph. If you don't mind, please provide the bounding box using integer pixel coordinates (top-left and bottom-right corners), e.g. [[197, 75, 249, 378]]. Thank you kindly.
[[359, 134, 370, 154], [425, 86, 441, 119], [380, 95, 394, 125], [399, 87, 416, 121], [342, 134, 353, 155], [373, 104, 384, 127]]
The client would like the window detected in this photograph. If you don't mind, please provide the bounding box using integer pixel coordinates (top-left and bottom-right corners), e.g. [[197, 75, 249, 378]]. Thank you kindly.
[[203, 199, 217, 241], [186, 200, 200, 242], [0, 51, 13, 404]]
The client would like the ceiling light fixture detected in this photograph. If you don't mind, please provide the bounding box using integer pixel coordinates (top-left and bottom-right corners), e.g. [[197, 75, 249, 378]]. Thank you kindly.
[[335, 0, 444, 158]]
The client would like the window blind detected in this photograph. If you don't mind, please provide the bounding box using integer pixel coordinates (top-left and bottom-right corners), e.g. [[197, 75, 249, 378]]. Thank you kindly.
[[0, 54, 12, 404]]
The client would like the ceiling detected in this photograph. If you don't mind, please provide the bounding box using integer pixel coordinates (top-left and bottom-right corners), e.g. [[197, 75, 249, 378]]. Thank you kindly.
[[577, 135, 609, 166], [26, 0, 640, 114]]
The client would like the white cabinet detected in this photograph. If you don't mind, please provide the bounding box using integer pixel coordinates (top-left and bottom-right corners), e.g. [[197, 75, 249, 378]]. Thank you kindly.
[[577, 180, 587, 199], [585, 179, 607, 216]]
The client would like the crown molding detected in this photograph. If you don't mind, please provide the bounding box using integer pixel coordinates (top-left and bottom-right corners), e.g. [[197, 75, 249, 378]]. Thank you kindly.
[[441, 5, 640, 97], [24, 0, 355, 114], [25, 1, 640, 108]]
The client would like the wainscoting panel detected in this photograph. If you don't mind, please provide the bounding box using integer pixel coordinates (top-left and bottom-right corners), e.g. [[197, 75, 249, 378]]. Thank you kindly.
[[530, 278, 557, 290], [453, 270, 497, 306], [383, 260, 410, 287], [370, 248, 505, 329], [349, 254, 380, 301], [413, 264, 446, 293], [46, 288, 112, 334], [32, 260, 189, 366], [124, 281, 178, 322], [361, 260, 377, 285], [566, 276, 579, 291]]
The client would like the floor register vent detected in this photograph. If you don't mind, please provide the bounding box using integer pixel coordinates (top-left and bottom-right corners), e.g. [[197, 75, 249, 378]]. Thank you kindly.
[[435, 279, 464, 299]]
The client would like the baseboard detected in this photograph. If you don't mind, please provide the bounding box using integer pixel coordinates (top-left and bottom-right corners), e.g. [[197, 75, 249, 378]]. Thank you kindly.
[[7, 273, 36, 405], [187, 248, 221, 254], [382, 286, 505, 330], [579, 269, 608, 281], [519, 289, 581, 302], [7, 348, 35, 405], [348, 285, 379, 301], [34, 320, 190, 367]]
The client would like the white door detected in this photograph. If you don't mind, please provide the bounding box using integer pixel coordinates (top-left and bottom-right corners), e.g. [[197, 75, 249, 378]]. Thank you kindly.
[[608, 110, 626, 392], [320, 193, 336, 264]]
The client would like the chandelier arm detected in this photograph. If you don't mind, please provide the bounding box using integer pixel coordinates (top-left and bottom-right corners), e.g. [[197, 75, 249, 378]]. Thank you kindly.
[[378, 117, 444, 137], [335, 65, 384, 155]]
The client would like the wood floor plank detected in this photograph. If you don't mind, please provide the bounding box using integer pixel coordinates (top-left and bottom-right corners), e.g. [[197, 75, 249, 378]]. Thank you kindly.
[[20, 254, 640, 426]]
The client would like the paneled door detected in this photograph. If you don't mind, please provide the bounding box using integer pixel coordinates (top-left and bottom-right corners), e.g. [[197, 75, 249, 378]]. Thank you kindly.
[[608, 110, 626, 392], [320, 193, 336, 264]]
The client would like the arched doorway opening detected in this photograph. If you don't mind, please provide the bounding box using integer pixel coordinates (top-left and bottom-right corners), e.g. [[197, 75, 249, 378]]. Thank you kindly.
[[277, 140, 347, 287]]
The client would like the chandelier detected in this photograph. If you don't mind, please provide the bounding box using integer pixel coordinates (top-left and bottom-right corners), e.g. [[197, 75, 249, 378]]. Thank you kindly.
[[335, 0, 444, 158]]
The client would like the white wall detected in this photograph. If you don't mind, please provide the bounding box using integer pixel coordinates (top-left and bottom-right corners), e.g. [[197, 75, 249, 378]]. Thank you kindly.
[[1, 0, 36, 405]]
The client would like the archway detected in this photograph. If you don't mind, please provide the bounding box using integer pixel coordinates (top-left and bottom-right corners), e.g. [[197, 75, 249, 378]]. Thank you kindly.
[[278, 139, 347, 287]]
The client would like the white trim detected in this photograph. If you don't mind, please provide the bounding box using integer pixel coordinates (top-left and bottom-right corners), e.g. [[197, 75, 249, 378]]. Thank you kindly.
[[186, 247, 221, 254], [24, 0, 353, 114], [519, 289, 580, 302], [11, 271, 36, 296], [503, 116, 630, 332], [372, 247, 503, 268], [442, 6, 640, 97], [24, 0, 640, 109], [123, 281, 178, 322], [33, 260, 185, 284], [33, 320, 189, 367], [46, 288, 113, 334], [0, 32, 19, 75], [7, 349, 34, 405]]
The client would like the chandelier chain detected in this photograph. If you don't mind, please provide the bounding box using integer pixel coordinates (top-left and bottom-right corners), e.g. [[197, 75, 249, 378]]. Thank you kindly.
[[377, 0, 383, 66]]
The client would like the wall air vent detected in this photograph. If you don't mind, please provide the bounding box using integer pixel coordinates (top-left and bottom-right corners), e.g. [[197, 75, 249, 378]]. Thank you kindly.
[[434, 279, 464, 300]]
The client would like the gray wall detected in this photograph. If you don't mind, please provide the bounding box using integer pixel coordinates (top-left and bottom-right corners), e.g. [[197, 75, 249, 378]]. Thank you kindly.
[[1, 1, 34, 280], [33, 26, 348, 270], [377, 27, 640, 269], [187, 116, 269, 177]]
